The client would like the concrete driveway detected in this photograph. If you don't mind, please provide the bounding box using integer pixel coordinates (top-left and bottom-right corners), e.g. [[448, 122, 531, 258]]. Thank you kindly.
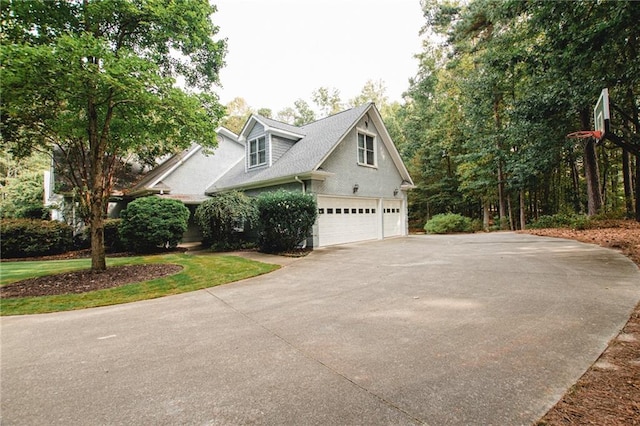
[[1, 233, 639, 425]]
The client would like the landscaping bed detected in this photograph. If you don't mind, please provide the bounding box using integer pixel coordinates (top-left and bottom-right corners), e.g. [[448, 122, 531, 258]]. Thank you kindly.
[[524, 220, 640, 425]]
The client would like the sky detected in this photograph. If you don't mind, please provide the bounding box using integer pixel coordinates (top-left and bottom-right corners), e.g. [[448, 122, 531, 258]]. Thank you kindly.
[[212, 0, 425, 114]]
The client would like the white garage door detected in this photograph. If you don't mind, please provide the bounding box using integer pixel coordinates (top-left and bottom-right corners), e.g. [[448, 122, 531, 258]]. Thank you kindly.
[[317, 196, 379, 247], [383, 199, 402, 237]]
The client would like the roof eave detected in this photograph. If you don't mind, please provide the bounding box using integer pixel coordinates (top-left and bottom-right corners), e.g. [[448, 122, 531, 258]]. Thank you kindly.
[[206, 170, 334, 194]]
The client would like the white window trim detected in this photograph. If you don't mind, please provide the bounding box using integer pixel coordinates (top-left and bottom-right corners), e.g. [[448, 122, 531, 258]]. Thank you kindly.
[[248, 135, 268, 168], [356, 128, 377, 168]]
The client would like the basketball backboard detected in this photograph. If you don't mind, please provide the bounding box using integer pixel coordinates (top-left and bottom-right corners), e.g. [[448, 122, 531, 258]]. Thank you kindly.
[[594, 88, 610, 140]]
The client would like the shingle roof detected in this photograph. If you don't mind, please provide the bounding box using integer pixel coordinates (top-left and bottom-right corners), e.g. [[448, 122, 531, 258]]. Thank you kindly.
[[207, 103, 372, 192]]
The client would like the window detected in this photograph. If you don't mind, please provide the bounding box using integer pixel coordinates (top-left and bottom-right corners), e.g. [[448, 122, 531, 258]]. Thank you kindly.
[[249, 136, 267, 167], [357, 132, 375, 166]]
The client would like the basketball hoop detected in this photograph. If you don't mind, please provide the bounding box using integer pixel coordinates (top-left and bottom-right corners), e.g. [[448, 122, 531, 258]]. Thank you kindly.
[[566, 130, 603, 140]]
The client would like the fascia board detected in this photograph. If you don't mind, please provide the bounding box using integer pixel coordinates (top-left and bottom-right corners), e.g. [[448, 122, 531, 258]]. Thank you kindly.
[[368, 106, 415, 186]]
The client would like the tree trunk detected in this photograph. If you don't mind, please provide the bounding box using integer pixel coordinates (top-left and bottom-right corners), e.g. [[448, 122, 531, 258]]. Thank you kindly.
[[622, 150, 633, 217], [581, 109, 603, 216], [482, 200, 490, 231], [90, 208, 106, 271], [636, 157, 640, 222], [520, 188, 526, 230]]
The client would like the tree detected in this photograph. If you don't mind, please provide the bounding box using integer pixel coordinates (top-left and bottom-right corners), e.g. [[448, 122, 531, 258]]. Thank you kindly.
[[222, 97, 253, 134], [349, 79, 389, 109], [312, 86, 343, 116], [1, 0, 226, 270]]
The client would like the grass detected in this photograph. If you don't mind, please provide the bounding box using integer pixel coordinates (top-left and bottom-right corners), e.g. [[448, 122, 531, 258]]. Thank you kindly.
[[0, 253, 279, 316]]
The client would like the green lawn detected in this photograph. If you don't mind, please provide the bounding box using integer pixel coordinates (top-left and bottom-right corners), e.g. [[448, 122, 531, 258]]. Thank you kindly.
[[0, 253, 279, 316]]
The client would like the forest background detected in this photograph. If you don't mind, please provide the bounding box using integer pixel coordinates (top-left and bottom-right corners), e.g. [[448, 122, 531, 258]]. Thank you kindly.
[[3, 0, 639, 231]]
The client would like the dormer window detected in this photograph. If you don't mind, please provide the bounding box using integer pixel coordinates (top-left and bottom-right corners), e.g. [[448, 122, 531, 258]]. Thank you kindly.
[[249, 136, 267, 167], [357, 131, 376, 167]]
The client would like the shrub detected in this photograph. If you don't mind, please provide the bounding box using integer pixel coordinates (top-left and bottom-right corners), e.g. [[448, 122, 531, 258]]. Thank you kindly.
[[528, 214, 592, 230], [194, 191, 257, 250], [256, 190, 317, 253], [1, 218, 73, 258], [424, 213, 475, 234], [104, 218, 123, 252], [15, 204, 50, 220], [118, 196, 190, 253]]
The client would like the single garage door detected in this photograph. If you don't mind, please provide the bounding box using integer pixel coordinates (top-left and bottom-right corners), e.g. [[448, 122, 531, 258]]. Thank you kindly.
[[383, 199, 402, 237], [317, 196, 379, 247]]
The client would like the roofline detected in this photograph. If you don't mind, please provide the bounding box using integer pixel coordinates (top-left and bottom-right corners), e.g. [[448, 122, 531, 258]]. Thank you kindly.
[[206, 170, 334, 194], [312, 103, 413, 186], [216, 126, 239, 141], [148, 144, 202, 189], [368, 105, 415, 186], [239, 115, 305, 142]]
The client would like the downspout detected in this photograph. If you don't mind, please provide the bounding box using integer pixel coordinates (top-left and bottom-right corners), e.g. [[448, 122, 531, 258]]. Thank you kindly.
[[294, 176, 306, 193], [295, 175, 308, 249]]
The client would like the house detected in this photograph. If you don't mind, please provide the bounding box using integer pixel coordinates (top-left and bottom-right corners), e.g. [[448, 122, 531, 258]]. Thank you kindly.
[[205, 102, 414, 248], [50, 103, 414, 247]]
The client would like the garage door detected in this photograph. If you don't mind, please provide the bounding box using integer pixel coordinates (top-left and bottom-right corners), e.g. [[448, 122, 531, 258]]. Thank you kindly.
[[383, 199, 402, 237], [317, 196, 379, 247]]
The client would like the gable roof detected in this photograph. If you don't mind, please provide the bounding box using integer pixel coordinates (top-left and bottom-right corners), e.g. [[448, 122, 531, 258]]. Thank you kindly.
[[206, 103, 413, 193], [124, 127, 242, 198], [240, 115, 306, 141]]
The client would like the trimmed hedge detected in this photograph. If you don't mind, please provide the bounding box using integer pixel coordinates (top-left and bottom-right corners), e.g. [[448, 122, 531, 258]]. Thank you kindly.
[[119, 196, 190, 253], [256, 190, 317, 253], [424, 213, 476, 234], [1, 219, 73, 258]]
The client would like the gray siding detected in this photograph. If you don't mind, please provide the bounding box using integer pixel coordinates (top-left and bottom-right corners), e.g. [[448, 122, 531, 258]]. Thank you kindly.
[[312, 115, 405, 200], [271, 135, 296, 163]]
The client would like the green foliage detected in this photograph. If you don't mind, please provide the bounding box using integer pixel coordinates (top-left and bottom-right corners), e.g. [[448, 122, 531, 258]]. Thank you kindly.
[[392, 0, 640, 227], [1, 219, 73, 258], [104, 219, 123, 252], [194, 191, 257, 250], [1, 0, 226, 269], [0, 151, 49, 219], [423, 213, 476, 234], [256, 190, 317, 253], [119, 197, 190, 253], [528, 214, 592, 230]]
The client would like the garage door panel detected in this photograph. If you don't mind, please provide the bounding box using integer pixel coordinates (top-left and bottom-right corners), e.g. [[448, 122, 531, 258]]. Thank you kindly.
[[383, 200, 402, 237], [318, 197, 378, 247]]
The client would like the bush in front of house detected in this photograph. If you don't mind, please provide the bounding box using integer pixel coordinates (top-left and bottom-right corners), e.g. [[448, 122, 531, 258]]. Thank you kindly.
[[256, 190, 317, 253], [118, 196, 190, 253], [194, 191, 257, 251], [423, 213, 475, 234], [0, 218, 73, 258]]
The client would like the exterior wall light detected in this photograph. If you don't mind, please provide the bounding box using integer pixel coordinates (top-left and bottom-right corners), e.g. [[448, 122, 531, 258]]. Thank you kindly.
[[393, 188, 399, 196], [353, 184, 359, 194]]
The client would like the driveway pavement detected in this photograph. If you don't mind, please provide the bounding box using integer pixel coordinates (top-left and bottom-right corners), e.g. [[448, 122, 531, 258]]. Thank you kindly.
[[1, 233, 639, 425]]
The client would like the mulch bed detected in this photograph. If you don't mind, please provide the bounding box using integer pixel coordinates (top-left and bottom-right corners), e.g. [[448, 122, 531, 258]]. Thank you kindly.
[[0, 264, 183, 298], [523, 221, 640, 425]]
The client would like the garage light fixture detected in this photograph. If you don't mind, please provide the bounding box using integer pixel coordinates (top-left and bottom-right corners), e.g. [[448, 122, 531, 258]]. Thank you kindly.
[[353, 184, 359, 194], [393, 188, 399, 196]]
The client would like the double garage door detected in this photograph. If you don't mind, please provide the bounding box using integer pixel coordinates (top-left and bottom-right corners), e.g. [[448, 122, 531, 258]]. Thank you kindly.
[[317, 196, 403, 247]]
